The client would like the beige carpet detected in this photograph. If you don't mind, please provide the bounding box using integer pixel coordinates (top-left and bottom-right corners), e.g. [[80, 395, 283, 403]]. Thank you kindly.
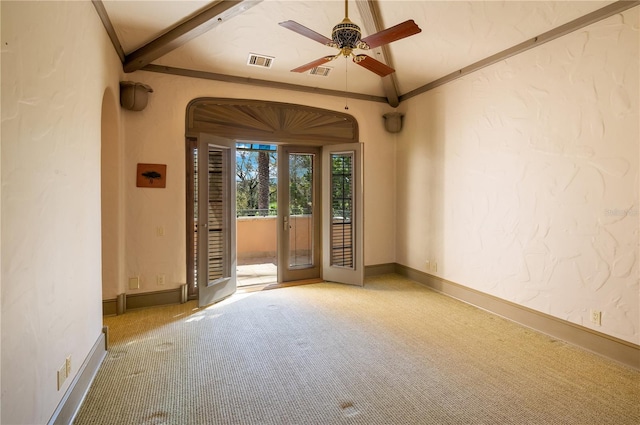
[[74, 275, 639, 424]]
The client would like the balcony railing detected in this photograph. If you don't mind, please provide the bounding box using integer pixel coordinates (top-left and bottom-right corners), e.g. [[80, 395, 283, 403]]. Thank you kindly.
[[237, 208, 277, 217]]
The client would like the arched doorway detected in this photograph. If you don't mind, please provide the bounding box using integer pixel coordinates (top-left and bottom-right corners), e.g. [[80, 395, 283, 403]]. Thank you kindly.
[[185, 98, 363, 305], [101, 87, 124, 314]]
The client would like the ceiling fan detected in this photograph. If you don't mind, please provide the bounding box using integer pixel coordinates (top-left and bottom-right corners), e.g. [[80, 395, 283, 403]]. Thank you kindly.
[[279, 0, 422, 77]]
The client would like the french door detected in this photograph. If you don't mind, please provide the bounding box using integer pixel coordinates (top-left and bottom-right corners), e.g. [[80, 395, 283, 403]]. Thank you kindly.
[[277, 146, 322, 282], [196, 134, 237, 307], [322, 143, 364, 286], [275, 143, 363, 286], [188, 138, 363, 301]]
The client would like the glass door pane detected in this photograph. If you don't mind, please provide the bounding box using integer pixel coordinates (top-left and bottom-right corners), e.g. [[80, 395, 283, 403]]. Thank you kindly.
[[289, 153, 314, 269], [278, 146, 321, 283], [322, 143, 363, 286], [330, 152, 354, 268]]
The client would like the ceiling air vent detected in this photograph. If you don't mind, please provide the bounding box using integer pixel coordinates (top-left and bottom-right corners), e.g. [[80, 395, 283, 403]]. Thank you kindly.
[[247, 53, 274, 69], [309, 66, 332, 77]]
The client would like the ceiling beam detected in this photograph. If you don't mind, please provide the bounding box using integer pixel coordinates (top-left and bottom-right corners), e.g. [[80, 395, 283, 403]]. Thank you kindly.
[[400, 0, 640, 103], [356, 0, 400, 107], [143, 64, 388, 104], [91, 0, 125, 62], [123, 0, 262, 73]]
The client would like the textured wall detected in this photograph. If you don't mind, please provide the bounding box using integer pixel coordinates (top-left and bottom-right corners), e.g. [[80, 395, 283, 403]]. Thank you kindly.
[[396, 8, 639, 344], [116, 70, 397, 296], [1, 1, 123, 423]]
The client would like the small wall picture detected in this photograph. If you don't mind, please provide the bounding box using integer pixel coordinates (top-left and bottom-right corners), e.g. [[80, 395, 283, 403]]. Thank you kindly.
[[136, 163, 167, 188]]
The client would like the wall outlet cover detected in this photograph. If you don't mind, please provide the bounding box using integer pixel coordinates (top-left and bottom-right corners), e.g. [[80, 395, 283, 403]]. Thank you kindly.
[[129, 277, 140, 290], [57, 364, 67, 390]]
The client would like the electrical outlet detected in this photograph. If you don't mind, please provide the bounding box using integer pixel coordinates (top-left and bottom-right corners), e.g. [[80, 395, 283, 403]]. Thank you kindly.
[[157, 275, 165, 285], [129, 277, 140, 290], [156, 226, 165, 237], [425, 260, 430, 269], [430, 262, 438, 273], [57, 363, 67, 390], [66, 356, 72, 376], [590, 310, 602, 326]]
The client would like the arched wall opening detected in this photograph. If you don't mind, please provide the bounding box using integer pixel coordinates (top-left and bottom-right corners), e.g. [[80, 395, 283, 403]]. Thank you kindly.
[[100, 87, 124, 310], [185, 98, 359, 144], [184, 98, 361, 294]]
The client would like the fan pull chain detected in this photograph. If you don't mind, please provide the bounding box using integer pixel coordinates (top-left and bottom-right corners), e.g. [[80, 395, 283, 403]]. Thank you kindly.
[[344, 57, 349, 110]]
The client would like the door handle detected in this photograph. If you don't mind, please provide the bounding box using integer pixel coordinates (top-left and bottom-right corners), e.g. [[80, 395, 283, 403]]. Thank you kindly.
[[283, 216, 289, 231]]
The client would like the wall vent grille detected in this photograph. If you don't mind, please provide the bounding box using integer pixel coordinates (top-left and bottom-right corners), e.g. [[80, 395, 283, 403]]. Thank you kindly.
[[247, 53, 275, 68], [310, 66, 332, 77]]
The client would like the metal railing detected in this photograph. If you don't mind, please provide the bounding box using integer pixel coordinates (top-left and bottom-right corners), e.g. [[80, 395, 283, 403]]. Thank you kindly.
[[236, 209, 347, 218], [237, 208, 278, 217]]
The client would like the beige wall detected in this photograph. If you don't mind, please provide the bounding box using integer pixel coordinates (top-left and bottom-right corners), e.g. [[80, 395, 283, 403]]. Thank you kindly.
[[1, 1, 123, 423], [396, 8, 639, 345], [237, 216, 278, 260], [237, 216, 336, 261], [115, 71, 397, 296]]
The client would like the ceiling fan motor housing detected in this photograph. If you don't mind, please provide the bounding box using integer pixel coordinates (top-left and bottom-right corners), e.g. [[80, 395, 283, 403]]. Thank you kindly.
[[332, 18, 365, 54]]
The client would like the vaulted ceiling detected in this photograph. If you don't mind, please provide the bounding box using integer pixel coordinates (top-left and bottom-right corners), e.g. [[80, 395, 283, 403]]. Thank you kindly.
[[95, 0, 633, 106]]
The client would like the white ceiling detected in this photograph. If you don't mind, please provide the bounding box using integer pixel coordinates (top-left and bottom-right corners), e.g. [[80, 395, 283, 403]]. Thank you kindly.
[[101, 0, 614, 100]]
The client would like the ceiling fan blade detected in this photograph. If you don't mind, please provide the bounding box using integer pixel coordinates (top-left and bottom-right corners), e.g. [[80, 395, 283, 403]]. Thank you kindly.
[[279, 20, 333, 46], [353, 55, 395, 77], [291, 56, 336, 73], [360, 20, 422, 49]]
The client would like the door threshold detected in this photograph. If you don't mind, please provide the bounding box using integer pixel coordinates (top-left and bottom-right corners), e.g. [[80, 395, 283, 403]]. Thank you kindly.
[[264, 278, 324, 290], [236, 278, 324, 293]]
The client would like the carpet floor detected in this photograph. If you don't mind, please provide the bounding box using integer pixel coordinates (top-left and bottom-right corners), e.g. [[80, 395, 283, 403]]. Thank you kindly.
[[74, 274, 639, 424]]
